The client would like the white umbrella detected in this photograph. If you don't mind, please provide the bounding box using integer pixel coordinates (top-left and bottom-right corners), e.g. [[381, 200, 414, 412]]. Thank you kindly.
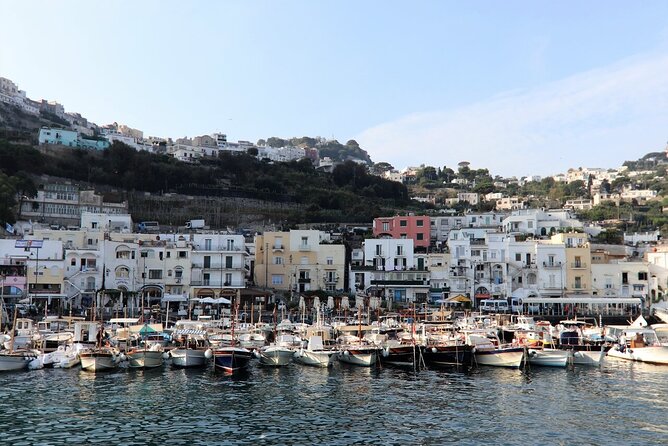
[[386, 296, 392, 310], [200, 297, 216, 304], [313, 296, 321, 311], [299, 295, 306, 311], [327, 296, 334, 310], [356, 294, 364, 309], [341, 296, 349, 310], [369, 296, 379, 310]]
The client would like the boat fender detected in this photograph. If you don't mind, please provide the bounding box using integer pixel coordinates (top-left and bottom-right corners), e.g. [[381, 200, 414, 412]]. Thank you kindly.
[[382, 347, 389, 357], [162, 352, 170, 360], [343, 350, 350, 356], [204, 349, 213, 359], [119, 353, 127, 362], [113, 355, 121, 364], [253, 351, 261, 359], [28, 358, 43, 370], [431, 347, 437, 354]]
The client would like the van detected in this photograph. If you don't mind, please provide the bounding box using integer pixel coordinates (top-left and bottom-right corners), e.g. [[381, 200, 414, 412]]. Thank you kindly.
[[510, 297, 540, 314], [480, 299, 509, 313], [138, 221, 160, 232]]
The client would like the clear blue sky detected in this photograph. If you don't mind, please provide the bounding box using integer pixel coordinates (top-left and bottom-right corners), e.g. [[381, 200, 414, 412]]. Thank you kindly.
[[2, 0, 667, 177]]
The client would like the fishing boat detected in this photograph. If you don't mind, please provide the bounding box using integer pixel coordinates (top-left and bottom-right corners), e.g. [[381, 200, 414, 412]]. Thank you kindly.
[[126, 324, 166, 369], [0, 308, 39, 371], [556, 320, 609, 366], [80, 324, 121, 372], [422, 343, 473, 367], [258, 343, 294, 366], [513, 329, 569, 368], [212, 294, 253, 374], [293, 335, 336, 367], [169, 328, 212, 368], [337, 344, 379, 367], [30, 343, 84, 369]]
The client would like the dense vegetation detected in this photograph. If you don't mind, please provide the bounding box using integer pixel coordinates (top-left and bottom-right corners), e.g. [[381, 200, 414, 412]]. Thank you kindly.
[[0, 139, 409, 225]]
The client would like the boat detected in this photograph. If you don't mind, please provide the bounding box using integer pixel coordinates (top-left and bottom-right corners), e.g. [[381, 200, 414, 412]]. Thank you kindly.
[[465, 330, 525, 368], [212, 295, 254, 374], [79, 347, 122, 372], [606, 319, 668, 365], [126, 324, 166, 369], [30, 343, 84, 369], [422, 343, 473, 367], [127, 342, 165, 369], [258, 344, 294, 366], [213, 346, 254, 373], [337, 344, 379, 367], [556, 320, 609, 366], [0, 308, 39, 371], [525, 347, 570, 367], [79, 324, 121, 372], [293, 335, 336, 367], [169, 328, 212, 368]]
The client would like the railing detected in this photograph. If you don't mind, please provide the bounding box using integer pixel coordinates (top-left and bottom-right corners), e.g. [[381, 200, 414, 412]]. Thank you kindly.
[[571, 283, 586, 289], [298, 244, 311, 251], [298, 278, 311, 284], [570, 262, 587, 269], [542, 261, 562, 268], [541, 283, 561, 290]]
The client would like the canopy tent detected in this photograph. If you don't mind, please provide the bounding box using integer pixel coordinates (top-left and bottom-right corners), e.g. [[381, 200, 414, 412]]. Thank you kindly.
[[161, 294, 188, 303], [447, 294, 471, 303]]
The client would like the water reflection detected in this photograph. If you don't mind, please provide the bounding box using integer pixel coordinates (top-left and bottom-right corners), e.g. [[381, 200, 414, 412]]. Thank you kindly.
[[0, 360, 667, 445]]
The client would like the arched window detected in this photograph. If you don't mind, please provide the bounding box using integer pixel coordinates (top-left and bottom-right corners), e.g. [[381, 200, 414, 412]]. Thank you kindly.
[[115, 266, 130, 279]]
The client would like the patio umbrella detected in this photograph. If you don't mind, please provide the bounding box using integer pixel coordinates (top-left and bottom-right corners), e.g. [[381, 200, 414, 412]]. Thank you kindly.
[[341, 296, 349, 310], [299, 295, 305, 311], [313, 296, 321, 311], [327, 296, 334, 310]]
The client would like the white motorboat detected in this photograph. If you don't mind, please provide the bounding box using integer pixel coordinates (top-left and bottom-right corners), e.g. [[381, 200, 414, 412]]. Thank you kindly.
[[337, 344, 379, 367], [293, 336, 336, 368], [258, 345, 294, 366], [526, 348, 570, 367], [30, 344, 84, 369], [606, 324, 668, 365]]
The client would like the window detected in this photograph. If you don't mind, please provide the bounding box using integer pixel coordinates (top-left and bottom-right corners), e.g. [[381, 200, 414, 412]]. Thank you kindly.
[[326, 257, 333, 265], [166, 251, 171, 258], [300, 256, 308, 265], [178, 251, 187, 258], [417, 233, 424, 240], [399, 220, 407, 227], [375, 245, 383, 256], [225, 256, 233, 268], [274, 256, 283, 265], [638, 272, 648, 281], [326, 271, 336, 283], [271, 275, 283, 285], [274, 237, 283, 249], [174, 268, 183, 279], [397, 245, 404, 256], [515, 253, 521, 262], [416, 220, 424, 227], [149, 270, 162, 280], [115, 267, 130, 279], [225, 273, 232, 285], [382, 222, 389, 231], [204, 239, 212, 251], [203, 256, 211, 268]]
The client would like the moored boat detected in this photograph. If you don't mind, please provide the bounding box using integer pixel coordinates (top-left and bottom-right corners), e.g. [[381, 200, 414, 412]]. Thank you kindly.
[[293, 336, 335, 368], [80, 347, 121, 372], [213, 346, 253, 373]]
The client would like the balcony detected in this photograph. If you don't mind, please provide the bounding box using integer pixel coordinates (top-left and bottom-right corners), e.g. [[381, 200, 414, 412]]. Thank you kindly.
[[541, 283, 562, 290], [370, 279, 429, 286], [542, 261, 562, 268], [272, 245, 284, 251], [570, 262, 587, 269], [298, 244, 311, 252], [571, 283, 586, 290], [298, 278, 311, 284]]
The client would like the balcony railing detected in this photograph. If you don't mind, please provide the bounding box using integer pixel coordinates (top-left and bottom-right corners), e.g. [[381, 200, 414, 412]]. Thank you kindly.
[[541, 283, 561, 290], [298, 278, 311, 284], [542, 262, 562, 268], [570, 262, 587, 269], [571, 283, 586, 289], [298, 244, 311, 251]]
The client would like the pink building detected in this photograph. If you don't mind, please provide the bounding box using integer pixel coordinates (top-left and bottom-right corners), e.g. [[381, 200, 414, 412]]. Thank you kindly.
[[372, 215, 431, 249]]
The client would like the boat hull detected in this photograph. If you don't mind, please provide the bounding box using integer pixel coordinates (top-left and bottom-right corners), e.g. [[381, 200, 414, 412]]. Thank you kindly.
[[337, 348, 378, 367], [80, 352, 118, 372], [214, 347, 253, 373], [559, 345, 608, 366], [607, 345, 668, 365], [127, 350, 164, 369], [259, 347, 293, 366], [474, 347, 524, 368], [170, 348, 208, 368], [527, 348, 569, 367], [293, 349, 335, 367], [381, 345, 420, 368], [0, 352, 36, 371], [422, 345, 473, 367]]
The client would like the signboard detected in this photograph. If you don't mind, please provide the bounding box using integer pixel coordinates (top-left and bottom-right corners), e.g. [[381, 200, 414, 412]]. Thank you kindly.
[[15, 240, 44, 249]]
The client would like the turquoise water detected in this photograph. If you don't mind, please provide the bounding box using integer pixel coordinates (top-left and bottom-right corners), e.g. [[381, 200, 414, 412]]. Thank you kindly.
[[1, 359, 667, 445]]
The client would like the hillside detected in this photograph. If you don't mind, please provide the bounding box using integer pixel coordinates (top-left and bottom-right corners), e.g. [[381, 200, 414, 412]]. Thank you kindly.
[[260, 136, 373, 164], [0, 139, 412, 227]]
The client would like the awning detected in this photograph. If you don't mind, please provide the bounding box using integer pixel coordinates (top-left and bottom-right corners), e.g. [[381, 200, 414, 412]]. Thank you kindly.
[[447, 294, 471, 303], [521, 297, 642, 305], [162, 294, 188, 302]]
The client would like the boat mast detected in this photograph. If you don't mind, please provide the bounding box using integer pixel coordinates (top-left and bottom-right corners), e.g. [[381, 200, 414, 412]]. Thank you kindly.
[[8, 306, 18, 353]]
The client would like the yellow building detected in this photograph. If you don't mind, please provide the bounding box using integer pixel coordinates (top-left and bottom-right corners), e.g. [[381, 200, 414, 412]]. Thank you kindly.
[[549, 232, 591, 294], [255, 230, 346, 294]]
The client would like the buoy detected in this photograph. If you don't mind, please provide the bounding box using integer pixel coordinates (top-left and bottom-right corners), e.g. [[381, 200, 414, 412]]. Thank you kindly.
[[29, 358, 43, 370], [119, 353, 127, 362], [204, 349, 213, 359], [344, 350, 350, 356], [162, 352, 170, 360], [382, 348, 389, 357], [431, 347, 437, 354]]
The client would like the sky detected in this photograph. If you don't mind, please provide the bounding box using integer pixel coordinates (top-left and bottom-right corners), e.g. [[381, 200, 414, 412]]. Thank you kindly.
[[1, 0, 667, 178]]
